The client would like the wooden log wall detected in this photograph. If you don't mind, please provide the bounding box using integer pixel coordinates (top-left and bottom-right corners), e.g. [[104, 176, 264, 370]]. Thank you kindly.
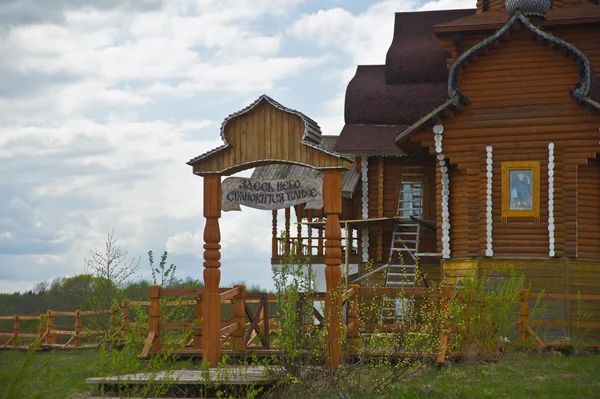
[[577, 158, 600, 259], [415, 29, 600, 259]]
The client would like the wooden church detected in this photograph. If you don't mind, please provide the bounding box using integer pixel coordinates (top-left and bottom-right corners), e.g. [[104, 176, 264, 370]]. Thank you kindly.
[[189, 0, 600, 341], [248, 0, 600, 301]]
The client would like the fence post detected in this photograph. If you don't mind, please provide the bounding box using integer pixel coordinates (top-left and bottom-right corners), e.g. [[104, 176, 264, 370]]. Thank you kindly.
[[347, 284, 361, 355], [194, 294, 202, 350], [262, 293, 270, 349], [38, 314, 47, 347], [74, 310, 82, 347], [149, 285, 161, 354], [13, 315, 20, 348], [231, 285, 246, 351], [518, 289, 529, 343], [121, 299, 130, 336], [437, 284, 453, 364], [46, 310, 55, 346]]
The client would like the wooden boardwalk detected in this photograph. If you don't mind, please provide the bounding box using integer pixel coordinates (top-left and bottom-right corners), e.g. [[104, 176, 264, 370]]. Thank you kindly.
[[86, 365, 283, 397]]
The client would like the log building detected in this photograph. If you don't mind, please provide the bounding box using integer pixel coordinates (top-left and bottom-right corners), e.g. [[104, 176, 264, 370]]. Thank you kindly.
[[254, 0, 600, 311], [189, 0, 600, 358]]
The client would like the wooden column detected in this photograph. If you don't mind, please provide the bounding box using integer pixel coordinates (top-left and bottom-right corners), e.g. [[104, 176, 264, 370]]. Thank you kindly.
[[202, 174, 222, 368], [285, 207, 291, 256], [318, 208, 324, 257], [296, 204, 303, 256], [272, 210, 278, 257], [149, 285, 161, 354], [231, 285, 246, 351], [74, 310, 82, 347], [307, 209, 313, 256], [324, 169, 343, 367]]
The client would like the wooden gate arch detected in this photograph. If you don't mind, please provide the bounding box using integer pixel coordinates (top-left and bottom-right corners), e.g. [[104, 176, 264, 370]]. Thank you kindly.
[[187, 94, 352, 367]]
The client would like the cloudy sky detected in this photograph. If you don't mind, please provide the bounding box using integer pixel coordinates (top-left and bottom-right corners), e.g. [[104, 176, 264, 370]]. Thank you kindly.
[[0, 0, 473, 294]]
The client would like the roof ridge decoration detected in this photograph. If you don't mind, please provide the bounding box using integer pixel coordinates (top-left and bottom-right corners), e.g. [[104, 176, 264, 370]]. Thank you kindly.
[[395, 10, 600, 144], [505, 0, 552, 17]]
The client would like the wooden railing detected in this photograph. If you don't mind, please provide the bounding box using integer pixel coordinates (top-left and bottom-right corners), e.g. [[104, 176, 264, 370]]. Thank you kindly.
[[518, 289, 600, 349], [4, 285, 599, 362], [275, 235, 359, 258], [0, 306, 125, 350]]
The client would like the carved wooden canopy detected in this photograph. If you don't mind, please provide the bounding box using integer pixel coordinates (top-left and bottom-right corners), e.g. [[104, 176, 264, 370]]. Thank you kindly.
[[188, 95, 352, 176]]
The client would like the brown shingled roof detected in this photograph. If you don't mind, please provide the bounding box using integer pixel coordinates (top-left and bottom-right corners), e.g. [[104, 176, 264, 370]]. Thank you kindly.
[[344, 65, 448, 126], [385, 9, 475, 85], [334, 124, 406, 154]]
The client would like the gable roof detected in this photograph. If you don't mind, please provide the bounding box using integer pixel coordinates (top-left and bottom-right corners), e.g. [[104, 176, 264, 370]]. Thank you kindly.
[[395, 11, 600, 144]]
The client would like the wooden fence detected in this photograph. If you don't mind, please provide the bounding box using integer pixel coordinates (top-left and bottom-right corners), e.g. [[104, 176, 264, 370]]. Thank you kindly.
[[2, 285, 599, 362]]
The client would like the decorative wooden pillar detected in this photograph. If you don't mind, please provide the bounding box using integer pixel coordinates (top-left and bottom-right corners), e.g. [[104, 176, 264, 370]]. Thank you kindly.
[[231, 284, 246, 351], [324, 169, 343, 367], [149, 285, 161, 354], [74, 310, 82, 347], [202, 174, 222, 368]]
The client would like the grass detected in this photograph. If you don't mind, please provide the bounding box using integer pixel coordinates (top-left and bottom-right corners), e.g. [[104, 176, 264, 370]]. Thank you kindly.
[[0, 350, 103, 399], [363, 352, 600, 398], [0, 350, 599, 398]]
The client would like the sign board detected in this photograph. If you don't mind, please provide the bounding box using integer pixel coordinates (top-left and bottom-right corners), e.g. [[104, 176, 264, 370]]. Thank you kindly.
[[222, 176, 323, 211]]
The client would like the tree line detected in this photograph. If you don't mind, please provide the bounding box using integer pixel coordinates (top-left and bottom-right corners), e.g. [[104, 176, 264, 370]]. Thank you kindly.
[[0, 232, 265, 317]]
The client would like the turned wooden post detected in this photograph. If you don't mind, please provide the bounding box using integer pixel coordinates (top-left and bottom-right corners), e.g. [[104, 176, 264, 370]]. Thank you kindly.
[[38, 314, 47, 346], [307, 209, 313, 256], [74, 310, 82, 347], [193, 294, 203, 349], [324, 169, 343, 367], [202, 174, 222, 367], [518, 289, 529, 343], [296, 204, 303, 256], [437, 284, 453, 364], [46, 310, 55, 346], [121, 300, 130, 335], [13, 315, 20, 348], [231, 285, 246, 351], [149, 285, 161, 354], [284, 207, 291, 256], [272, 210, 278, 257], [318, 208, 324, 257], [347, 284, 361, 354]]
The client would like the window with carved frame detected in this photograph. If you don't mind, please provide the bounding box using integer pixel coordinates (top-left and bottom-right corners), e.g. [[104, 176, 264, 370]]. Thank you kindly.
[[501, 161, 540, 222]]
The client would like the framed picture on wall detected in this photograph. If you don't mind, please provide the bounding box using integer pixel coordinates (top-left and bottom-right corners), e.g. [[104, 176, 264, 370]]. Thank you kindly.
[[501, 161, 540, 221]]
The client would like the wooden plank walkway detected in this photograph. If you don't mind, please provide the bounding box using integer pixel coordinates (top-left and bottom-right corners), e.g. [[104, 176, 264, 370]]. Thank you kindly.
[[86, 365, 280, 385], [86, 365, 284, 397]]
